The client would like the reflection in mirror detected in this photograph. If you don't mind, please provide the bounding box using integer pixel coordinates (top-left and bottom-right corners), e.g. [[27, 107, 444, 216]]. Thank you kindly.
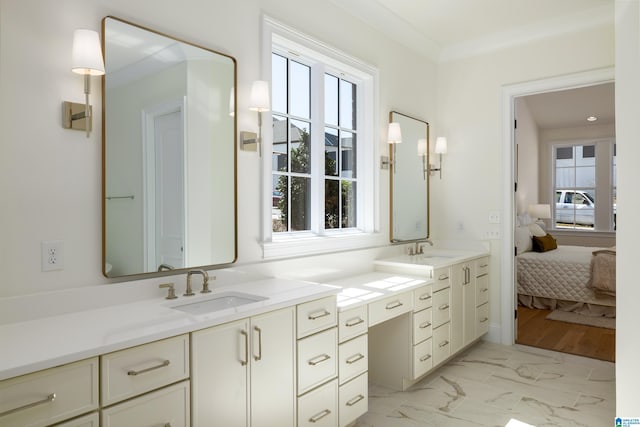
[[389, 111, 429, 242], [102, 17, 237, 277]]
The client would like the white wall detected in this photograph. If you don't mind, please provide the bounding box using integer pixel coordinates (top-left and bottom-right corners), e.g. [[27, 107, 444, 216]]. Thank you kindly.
[[615, 0, 640, 417], [0, 0, 437, 297], [434, 24, 614, 340]]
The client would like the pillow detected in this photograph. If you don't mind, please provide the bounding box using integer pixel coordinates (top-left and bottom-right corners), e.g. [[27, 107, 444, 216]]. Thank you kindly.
[[518, 212, 533, 226], [528, 222, 546, 237], [532, 233, 558, 252], [515, 226, 532, 255]]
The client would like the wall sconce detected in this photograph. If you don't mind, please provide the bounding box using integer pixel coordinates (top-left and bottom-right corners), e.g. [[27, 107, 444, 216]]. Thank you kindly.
[[417, 138, 427, 180], [241, 80, 270, 156], [381, 122, 402, 171], [62, 29, 105, 138], [429, 136, 447, 179]]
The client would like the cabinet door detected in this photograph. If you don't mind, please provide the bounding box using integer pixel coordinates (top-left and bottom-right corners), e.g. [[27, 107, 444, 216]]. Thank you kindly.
[[462, 264, 477, 347], [450, 263, 464, 353], [192, 319, 249, 427], [251, 307, 296, 427]]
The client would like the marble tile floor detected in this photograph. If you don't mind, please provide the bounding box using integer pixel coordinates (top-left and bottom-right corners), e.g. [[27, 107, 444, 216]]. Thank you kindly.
[[354, 341, 615, 427]]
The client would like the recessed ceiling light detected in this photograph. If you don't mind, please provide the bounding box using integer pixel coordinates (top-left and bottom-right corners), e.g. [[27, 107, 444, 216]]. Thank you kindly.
[[587, 116, 598, 122]]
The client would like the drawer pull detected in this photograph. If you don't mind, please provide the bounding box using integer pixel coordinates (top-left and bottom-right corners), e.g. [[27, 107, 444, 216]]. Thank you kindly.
[[438, 304, 450, 310], [385, 301, 403, 310], [481, 288, 488, 293], [164, 424, 172, 427], [419, 354, 432, 362], [0, 393, 56, 417], [439, 340, 450, 348], [240, 329, 249, 366], [438, 274, 449, 280], [309, 409, 331, 423], [480, 317, 489, 323], [127, 359, 170, 376], [345, 317, 365, 327], [418, 293, 432, 301], [308, 354, 331, 366], [308, 309, 331, 320], [254, 326, 262, 361], [346, 353, 365, 364], [346, 394, 365, 407], [419, 321, 432, 329], [480, 263, 488, 268]]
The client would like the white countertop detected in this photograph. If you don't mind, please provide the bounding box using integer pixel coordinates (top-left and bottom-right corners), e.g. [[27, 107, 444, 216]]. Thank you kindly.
[[0, 278, 337, 381], [373, 248, 489, 276]]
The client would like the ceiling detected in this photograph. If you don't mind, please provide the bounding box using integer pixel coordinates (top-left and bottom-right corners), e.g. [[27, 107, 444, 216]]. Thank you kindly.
[[327, 0, 616, 129], [328, 0, 614, 61]]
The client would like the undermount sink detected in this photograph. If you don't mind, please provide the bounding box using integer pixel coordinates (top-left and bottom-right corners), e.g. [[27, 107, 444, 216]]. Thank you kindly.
[[171, 292, 267, 315]]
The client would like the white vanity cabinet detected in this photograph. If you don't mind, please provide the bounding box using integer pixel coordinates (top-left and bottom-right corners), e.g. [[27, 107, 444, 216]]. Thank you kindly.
[[451, 261, 477, 353], [411, 284, 433, 379], [0, 358, 99, 427], [296, 296, 339, 427], [475, 257, 490, 337], [191, 306, 296, 427]]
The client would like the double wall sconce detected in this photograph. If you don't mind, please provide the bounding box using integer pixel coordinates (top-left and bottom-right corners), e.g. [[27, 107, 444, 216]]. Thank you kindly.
[[429, 136, 447, 179], [63, 29, 105, 138], [241, 80, 270, 156]]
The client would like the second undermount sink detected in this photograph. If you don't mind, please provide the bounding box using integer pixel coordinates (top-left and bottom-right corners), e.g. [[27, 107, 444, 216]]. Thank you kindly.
[[171, 292, 267, 315]]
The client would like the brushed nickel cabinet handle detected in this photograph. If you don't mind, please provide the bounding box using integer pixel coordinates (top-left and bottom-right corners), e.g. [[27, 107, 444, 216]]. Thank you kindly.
[[308, 354, 331, 366], [309, 409, 331, 423], [480, 317, 489, 323], [439, 304, 450, 310], [345, 317, 365, 327], [439, 340, 450, 348], [419, 321, 432, 329], [240, 329, 249, 366], [419, 354, 432, 362], [346, 394, 365, 406], [346, 353, 365, 364], [385, 301, 403, 310], [480, 263, 488, 268], [0, 393, 56, 417], [253, 326, 262, 361], [438, 274, 449, 280], [127, 359, 170, 376], [419, 293, 432, 301], [308, 309, 331, 320]]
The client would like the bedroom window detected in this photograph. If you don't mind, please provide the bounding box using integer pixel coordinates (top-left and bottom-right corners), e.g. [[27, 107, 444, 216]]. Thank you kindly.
[[262, 17, 379, 258], [552, 141, 616, 231]]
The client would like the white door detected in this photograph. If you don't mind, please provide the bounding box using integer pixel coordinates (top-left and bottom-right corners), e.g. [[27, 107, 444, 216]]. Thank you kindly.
[[154, 110, 185, 269]]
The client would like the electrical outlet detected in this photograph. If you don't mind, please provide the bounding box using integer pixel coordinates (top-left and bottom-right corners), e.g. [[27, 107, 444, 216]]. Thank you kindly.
[[42, 240, 64, 271], [484, 230, 501, 240]]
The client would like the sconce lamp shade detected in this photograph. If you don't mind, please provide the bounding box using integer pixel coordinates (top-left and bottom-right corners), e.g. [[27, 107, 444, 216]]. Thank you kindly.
[[229, 87, 235, 117], [417, 138, 427, 156], [387, 122, 402, 144], [528, 204, 551, 219], [71, 29, 105, 76], [249, 80, 270, 112], [435, 137, 448, 154]]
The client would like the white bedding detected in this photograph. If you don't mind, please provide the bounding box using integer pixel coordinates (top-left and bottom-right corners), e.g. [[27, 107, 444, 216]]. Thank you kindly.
[[517, 245, 615, 307]]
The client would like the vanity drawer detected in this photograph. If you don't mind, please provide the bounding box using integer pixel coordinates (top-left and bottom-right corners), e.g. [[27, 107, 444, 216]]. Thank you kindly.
[[298, 328, 338, 395], [432, 288, 451, 328], [477, 302, 490, 336], [101, 334, 189, 406], [101, 380, 190, 427], [298, 296, 337, 339], [432, 323, 451, 367], [55, 412, 99, 427], [298, 379, 338, 427], [413, 284, 433, 311], [0, 357, 98, 427], [412, 337, 433, 379], [338, 305, 368, 343], [476, 274, 489, 306], [338, 334, 368, 385], [339, 373, 368, 427], [413, 307, 433, 344], [475, 257, 489, 277], [368, 291, 413, 327], [432, 267, 451, 292]]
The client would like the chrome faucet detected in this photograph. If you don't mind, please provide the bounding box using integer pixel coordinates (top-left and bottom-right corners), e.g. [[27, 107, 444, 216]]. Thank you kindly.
[[186, 269, 211, 296]]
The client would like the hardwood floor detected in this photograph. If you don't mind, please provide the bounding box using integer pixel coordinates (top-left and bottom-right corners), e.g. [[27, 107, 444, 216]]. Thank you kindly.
[[516, 306, 615, 362]]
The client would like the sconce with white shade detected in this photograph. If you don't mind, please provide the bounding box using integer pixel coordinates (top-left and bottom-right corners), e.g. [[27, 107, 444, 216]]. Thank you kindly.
[[381, 122, 402, 171], [429, 136, 447, 179], [241, 80, 270, 156], [417, 138, 428, 180], [62, 29, 105, 137]]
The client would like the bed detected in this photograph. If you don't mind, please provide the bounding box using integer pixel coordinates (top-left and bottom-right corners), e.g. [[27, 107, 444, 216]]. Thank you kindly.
[[515, 225, 616, 317]]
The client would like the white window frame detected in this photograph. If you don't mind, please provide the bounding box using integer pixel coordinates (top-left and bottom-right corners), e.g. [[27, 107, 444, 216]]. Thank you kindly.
[[260, 16, 381, 259], [550, 138, 616, 233]]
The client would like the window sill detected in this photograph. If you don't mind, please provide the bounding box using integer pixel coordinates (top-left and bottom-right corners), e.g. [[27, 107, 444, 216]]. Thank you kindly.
[[262, 231, 386, 260], [550, 228, 616, 238]]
